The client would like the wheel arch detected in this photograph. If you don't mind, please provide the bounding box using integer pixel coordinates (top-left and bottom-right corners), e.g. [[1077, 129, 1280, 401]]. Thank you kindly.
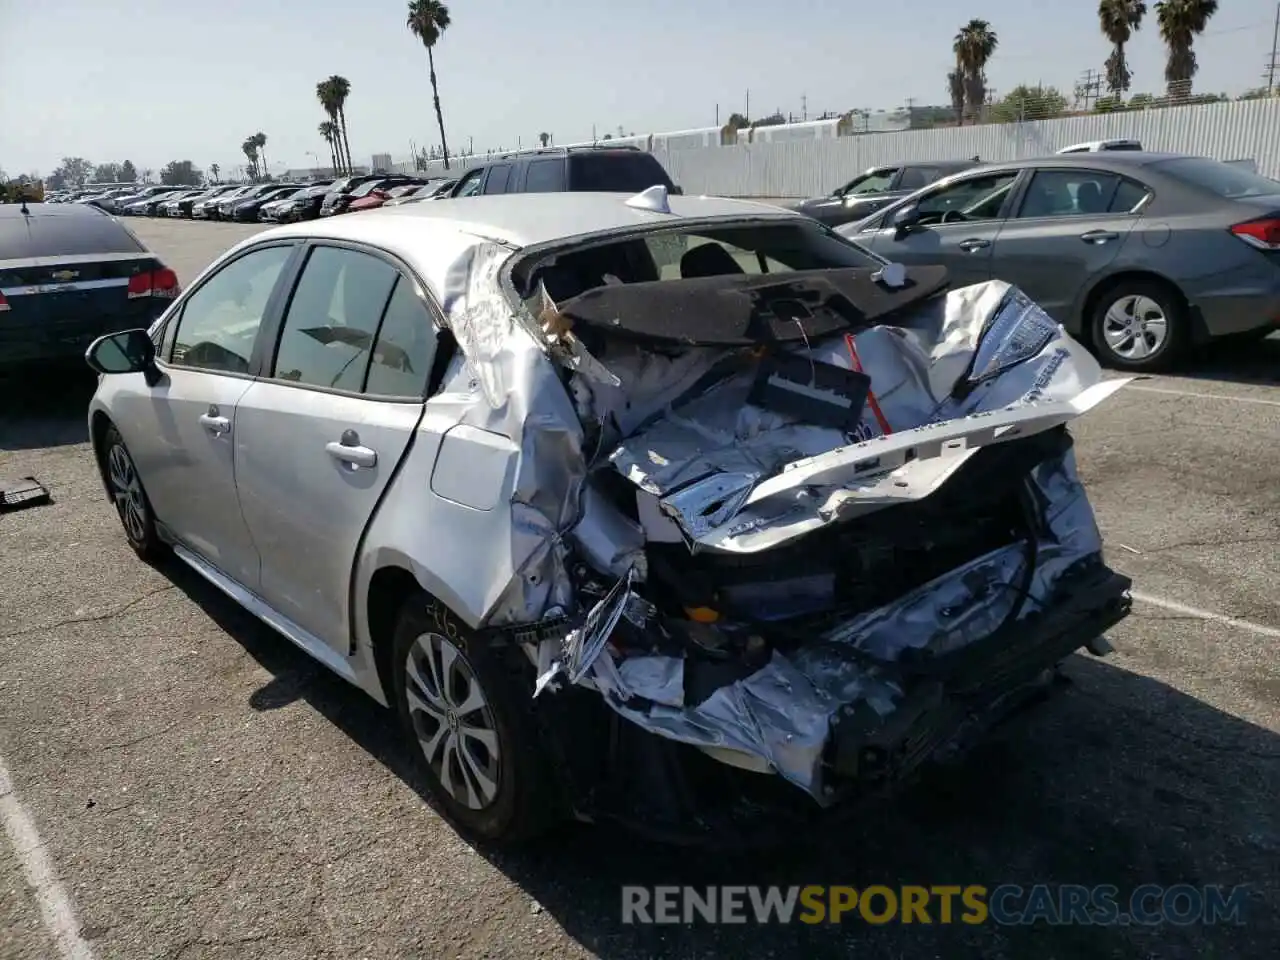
[[1076, 269, 1200, 346], [89, 409, 116, 496]]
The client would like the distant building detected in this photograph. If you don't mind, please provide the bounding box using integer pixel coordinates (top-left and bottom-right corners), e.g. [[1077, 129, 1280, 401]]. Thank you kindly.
[[371, 153, 393, 173]]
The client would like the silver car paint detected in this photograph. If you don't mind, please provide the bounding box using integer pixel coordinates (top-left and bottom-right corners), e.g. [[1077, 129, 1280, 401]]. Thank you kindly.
[[91, 194, 1126, 778]]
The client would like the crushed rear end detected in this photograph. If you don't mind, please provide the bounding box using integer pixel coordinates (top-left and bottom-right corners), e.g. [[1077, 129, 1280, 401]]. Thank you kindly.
[[441, 230, 1132, 842]]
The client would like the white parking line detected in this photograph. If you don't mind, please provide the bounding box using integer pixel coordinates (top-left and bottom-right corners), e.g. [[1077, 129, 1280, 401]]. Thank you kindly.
[[1126, 384, 1280, 408], [1131, 590, 1280, 639], [0, 755, 96, 960]]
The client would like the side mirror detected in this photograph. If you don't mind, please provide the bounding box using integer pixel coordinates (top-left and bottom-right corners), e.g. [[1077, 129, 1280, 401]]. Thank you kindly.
[[670, 185, 684, 196], [85, 329, 157, 378], [891, 203, 922, 238]]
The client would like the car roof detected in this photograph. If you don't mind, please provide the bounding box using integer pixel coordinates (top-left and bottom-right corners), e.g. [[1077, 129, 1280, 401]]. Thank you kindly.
[[997, 151, 1192, 169], [251, 192, 802, 250]]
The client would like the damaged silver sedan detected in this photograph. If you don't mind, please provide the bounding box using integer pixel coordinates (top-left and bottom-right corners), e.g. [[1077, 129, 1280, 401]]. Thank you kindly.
[[85, 188, 1133, 845]]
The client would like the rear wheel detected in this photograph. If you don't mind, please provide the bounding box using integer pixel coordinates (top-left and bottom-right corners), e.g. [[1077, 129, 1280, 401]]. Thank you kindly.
[[1089, 279, 1188, 372], [101, 424, 163, 561], [390, 594, 559, 845]]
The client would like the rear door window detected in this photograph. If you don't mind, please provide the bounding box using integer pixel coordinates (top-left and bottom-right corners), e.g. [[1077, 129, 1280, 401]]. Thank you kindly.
[[567, 153, 673, 192], [524, 159, 568, 193], [364, 276, 440, 398], [270, 245, 399, 392], [1015, 170, 1122, 218]]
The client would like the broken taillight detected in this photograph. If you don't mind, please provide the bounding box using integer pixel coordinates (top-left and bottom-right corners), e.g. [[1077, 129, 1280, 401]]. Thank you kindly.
[[1229, 217, 1280, 250], [127, 268, 181, 300]]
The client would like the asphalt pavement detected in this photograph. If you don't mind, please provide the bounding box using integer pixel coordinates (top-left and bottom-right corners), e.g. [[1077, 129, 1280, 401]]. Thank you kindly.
[[0, 218, 1277, 960]]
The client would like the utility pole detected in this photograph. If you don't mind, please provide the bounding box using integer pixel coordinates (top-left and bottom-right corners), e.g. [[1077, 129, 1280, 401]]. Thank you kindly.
[[745, 89, 750, 123], [1075, 68, 1103, 110], [1266, 1, 1280, 92], [715, 103, 720, 126]]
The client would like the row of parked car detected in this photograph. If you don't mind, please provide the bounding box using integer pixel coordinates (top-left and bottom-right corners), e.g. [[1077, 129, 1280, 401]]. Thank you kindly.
[[44, 175, 460, 224]]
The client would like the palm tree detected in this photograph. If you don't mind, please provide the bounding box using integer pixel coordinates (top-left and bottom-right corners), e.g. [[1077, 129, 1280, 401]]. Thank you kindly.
[[1155, 0, 1218, 98], [209, 162, 220, 183], [241, 137, 259, 180], [406, 0, 453, 170], [253, 132, 268, 179], [953, 20, 999, 123], [1099, 0, 1147, 97], [326, 75, 354, 174], [947, 67, 965, 124], [538, 132, 550, 148], [316, 79, 348, 174], [319, 121, 340, 175]]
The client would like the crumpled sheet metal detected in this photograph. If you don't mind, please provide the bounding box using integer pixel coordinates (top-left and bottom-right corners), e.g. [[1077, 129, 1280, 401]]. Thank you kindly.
[[608, 280, 1125, 552], [441, 241, 587, 626], [562, 448, 1103, 800]]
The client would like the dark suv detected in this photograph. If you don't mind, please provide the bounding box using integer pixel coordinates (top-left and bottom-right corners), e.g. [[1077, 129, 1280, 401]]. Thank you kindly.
[[445, 146, 679, 198]]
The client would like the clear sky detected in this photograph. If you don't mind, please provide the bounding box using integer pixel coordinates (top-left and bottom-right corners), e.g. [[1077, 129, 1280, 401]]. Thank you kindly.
[[2, 0, 1277, 177]]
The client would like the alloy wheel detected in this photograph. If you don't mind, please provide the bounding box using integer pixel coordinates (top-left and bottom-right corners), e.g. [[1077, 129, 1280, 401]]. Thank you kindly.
[[1101, 294, 1168, 362], [404, 632, 502, 810], [107, 443, 147, 543]]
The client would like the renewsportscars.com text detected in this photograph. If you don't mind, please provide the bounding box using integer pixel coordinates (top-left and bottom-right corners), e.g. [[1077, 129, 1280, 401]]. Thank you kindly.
[[621, 884, 1250, 926]]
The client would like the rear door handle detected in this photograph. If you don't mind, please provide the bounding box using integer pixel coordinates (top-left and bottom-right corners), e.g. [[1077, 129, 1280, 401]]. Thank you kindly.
[[198, 413, 230, 434], [326, 430, 377, 469], [1080, 229, 1118, 243], [958, 238, 991, 252]]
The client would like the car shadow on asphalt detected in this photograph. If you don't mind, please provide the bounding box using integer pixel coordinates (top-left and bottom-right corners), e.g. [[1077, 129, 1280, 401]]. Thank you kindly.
[[157, 556, 1277, 960], [1179, 332, 1280, 387], [0, 364, 97, 451]]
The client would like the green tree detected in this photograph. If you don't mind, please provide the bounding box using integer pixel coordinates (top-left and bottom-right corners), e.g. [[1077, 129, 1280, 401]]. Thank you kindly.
[[953, 20, 999, 122], [406, 1, 453, 170], [1238, 86, 1278, 100], [58, 157, 93, 187], [317, 77, 352, 174], [209, 162, 221, 182], [319, 121, 340, 174], [253, 132, 268, 178], [160, 161, 202, 186], [989, 84, 1068, 122], [120, 160, 138, 182], [947, 67, 965, 124], [1128, 92, 1157, 108], [93, 162, 122, 182], [1154, 0, 1219, 98], [538, 132, 550, 147], [1099, 0, 1147, 96], [241, 138, 260, 180]]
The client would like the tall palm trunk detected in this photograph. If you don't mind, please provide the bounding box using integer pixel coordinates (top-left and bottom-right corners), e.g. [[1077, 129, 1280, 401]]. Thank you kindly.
[[328, 138, 338, 176], [428, 47, 450, 170], [338, 109, 354, 174]]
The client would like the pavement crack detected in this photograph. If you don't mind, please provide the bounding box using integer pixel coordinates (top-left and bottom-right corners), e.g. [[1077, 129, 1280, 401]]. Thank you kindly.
[[99, 720, 181, 752], [0, 584, 176, 639], [1143, 533, 1279, 554]]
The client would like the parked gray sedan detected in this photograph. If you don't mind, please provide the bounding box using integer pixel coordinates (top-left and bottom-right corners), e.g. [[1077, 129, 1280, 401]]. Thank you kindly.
[[83, 191, 1131, 845], [840, 152, 1280, 370]]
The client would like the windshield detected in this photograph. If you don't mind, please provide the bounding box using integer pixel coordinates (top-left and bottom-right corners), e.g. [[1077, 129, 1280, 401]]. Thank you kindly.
[[1153, 156, 1280, 199]]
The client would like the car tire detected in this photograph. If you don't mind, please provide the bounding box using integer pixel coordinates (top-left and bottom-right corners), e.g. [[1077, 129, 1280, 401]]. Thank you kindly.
[[101, 424, 163, 561], [391, 593, 560, 845], [1089, 279, 1188, 372]]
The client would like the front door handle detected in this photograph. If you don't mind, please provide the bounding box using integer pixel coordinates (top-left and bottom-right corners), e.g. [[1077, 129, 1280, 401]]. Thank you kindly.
[[198, 412, 230, 434], [1080, 229, 1118, 243], [326, 429, 377, 469], [958, 238, 991, 252]]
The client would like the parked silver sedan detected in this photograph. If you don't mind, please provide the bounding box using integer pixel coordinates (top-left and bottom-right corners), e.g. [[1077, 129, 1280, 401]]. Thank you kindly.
[[840, 152, 1280, 370], [85, 191, 1132, 845]]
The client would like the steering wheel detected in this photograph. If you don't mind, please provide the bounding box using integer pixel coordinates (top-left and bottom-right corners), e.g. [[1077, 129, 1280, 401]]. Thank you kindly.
[[940, 209, 966, 224]]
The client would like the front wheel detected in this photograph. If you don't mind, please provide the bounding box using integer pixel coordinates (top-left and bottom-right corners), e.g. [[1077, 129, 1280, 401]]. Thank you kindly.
[[1090, 280, 1188, 372], [391, 595, 559, 845], [101, 424, 163, 561]]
